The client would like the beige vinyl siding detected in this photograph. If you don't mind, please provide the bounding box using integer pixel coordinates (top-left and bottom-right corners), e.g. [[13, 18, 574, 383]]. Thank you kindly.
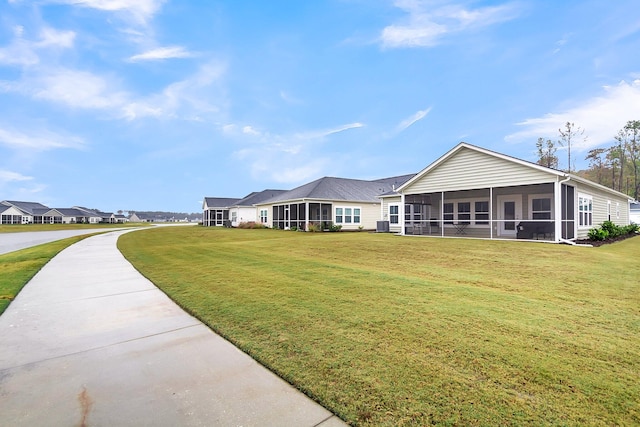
[[335, 203, 379, 230], [574, 183, 630, 239], [405, 147, 556, 194], [381, 196, 402, 233]]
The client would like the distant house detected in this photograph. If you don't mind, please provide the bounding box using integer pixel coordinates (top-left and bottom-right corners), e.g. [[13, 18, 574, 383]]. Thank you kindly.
[[254, 175, 414, 231], [382, 142, 632, 242], [1, 202, 30, 224], [1, 200, 51, 224], [73, 207, 109, 224], [631, 202, 640, 224], [202, 197, 241, 227]]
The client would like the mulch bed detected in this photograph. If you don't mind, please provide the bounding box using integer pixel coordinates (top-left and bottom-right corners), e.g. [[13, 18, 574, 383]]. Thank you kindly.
[[575, 233, 639, 247]]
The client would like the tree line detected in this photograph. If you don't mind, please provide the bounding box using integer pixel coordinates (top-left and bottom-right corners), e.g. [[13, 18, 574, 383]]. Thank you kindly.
[[535, 120, 640, 200]]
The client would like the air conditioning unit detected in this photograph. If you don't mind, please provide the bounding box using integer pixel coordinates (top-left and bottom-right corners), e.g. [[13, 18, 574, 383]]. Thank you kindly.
[[376, 220, 390, 232]]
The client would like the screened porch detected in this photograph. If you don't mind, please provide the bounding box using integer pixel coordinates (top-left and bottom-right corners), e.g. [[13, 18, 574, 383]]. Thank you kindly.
[[401, 183, 576, 241]]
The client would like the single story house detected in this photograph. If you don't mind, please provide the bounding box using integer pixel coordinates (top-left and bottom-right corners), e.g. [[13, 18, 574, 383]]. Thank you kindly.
[[380, 142, 632, 242], [1, 200, 51, 224], [1, 203, 30, 224], [202, 197, 242, 227], [254, 175, 414, 231]]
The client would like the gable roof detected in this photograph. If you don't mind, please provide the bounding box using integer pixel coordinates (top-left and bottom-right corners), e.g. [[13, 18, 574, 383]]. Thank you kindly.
[[55, 208, 91, 217], [1, 200, 50, 215], [232, 189, 287, 207], [203, 197, 242, 209], [398, 142, 633, 201], [258, 174, 415, 205]]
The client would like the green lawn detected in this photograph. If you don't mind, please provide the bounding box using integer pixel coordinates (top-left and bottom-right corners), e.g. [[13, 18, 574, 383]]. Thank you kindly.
[[116, 227, 637, 425], [0, 235, 93, 314]]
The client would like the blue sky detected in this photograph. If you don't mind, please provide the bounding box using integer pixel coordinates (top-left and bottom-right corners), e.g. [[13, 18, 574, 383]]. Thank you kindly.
[[1, 0, 639, 213]]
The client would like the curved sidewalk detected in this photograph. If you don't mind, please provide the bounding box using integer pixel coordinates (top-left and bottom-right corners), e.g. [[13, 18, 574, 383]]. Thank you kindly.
[[0, 229, 346, 427]]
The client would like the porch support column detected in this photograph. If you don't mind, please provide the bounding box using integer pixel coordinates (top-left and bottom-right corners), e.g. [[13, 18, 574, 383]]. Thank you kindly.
[[400, 193, 406, 235], [490, 187, 494, 239], [305, 202, 309, 232], [441, 191, 445, 237], [554, 177, 562, 242]]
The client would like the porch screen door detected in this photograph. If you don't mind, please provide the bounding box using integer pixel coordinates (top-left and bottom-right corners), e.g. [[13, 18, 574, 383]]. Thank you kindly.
[[497, 196, 521, 237]]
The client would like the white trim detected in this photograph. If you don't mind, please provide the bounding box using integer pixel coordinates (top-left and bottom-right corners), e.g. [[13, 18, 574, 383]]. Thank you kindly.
[[334, 205, 362, 225]]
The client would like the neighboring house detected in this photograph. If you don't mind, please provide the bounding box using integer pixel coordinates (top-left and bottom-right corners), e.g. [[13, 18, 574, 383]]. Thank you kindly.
[[54, 208, 94, 224], [228, 189, 287, 227], [202, 197, 241, 227], [115, 214, 128, 223], [381, 142, 632, 242], [630, 202, 640, 224], [1, 202, 30, 224], [254, 175, 414, 231], [1, 200, 51, 224], [73, 206, 109, 224]]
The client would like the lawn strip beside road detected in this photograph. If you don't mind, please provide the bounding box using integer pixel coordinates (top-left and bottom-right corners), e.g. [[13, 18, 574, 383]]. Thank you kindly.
[[119, 227, 640, 426]]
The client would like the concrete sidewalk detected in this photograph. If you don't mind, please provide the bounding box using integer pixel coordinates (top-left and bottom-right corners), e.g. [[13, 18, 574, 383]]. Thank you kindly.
[[0, 229, 346, 426]]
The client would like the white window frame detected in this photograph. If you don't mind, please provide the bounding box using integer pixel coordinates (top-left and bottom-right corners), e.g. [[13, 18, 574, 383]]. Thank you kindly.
[[442, 198, 490, 227], [578, 194, 593, 228], [260, 209, 268, 224], [389, 204, 399, 225], [335, 206, 362, 225], [529, 193, 553, 221]]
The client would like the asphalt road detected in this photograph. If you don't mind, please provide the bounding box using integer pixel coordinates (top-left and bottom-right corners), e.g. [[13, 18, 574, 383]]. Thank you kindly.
[[0, 229, 116, 255]]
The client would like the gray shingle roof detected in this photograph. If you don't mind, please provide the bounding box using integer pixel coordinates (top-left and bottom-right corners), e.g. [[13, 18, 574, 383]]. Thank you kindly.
[[2, 200, 50, 215], [233, 189, 287, 206], [258, 174, 416, 204], [204, 197, 241, 209]]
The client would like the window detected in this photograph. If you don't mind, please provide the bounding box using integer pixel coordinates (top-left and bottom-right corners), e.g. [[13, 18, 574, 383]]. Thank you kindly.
[[231, 211, 237, 223], [475, 201, 489, 225], [260, 209, 268, 224], [389, 205, 399, 224], [335, 207, 361, 224], [443, 203, 454, 224], [345, 208, 352, 223], [532, 198, 551, 220], [578, 194, 593, 227], [457, 202, 471, 224]]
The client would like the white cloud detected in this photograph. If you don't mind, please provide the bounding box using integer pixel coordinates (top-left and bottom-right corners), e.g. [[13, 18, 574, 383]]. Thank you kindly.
[[0, 170, 33, 183], [506, 80, 640, 151], [122, 60, 226, 120], [0, 26, 75, 66], [396, 107, 431, 132], [128, 46, 196, 62], [57, 0, 164, 25], [0, 126, 84, 150], [380, 0, 520, 48]]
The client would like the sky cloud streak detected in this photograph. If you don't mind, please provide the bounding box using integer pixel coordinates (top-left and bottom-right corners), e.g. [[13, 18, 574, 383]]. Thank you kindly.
[[506, 80, 640, 151], [381, 0, 520, 48]]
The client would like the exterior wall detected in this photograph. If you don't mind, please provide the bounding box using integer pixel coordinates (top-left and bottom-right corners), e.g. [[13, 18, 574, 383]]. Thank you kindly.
[[381, 196, 402, 233], [333, 202, 379, 230], [404, 147, 556, 194], [574, 181, 630, 239], [231, 206, 258, 226]]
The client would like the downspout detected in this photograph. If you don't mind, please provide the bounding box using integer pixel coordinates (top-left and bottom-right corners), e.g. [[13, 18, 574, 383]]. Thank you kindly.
[[400, 193, 406, 235], [556, 174, 573, 244]]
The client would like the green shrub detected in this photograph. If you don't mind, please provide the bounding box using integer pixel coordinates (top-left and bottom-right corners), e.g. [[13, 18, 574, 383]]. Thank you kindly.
[[328, 224, 342, 232], [588, 228, 608, 241], [238, 221, 266, 229], [308, 222, 321, 232]]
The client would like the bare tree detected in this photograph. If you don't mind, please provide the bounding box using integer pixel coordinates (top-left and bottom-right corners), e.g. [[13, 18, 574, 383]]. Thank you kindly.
[[536, 137, 559, 169], [558, 122, 586, 173]]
